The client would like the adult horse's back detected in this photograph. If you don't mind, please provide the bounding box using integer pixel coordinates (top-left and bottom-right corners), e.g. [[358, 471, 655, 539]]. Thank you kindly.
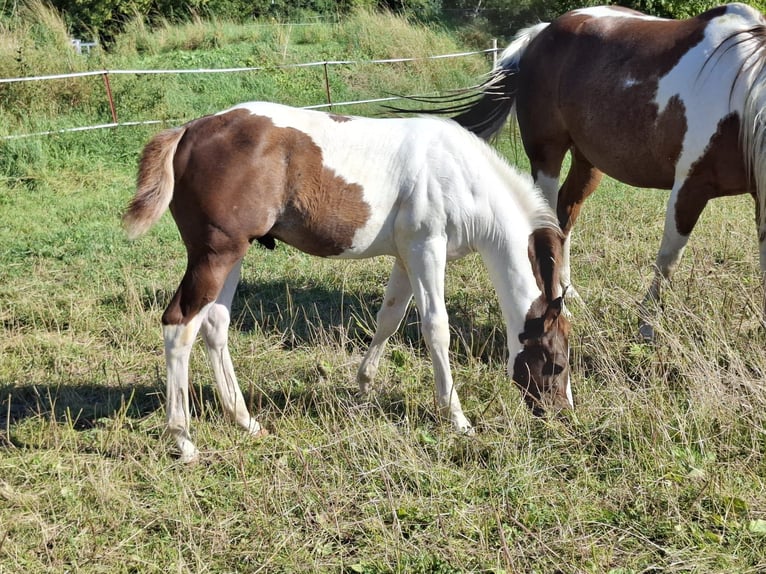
[[449, 3, 766, 339]]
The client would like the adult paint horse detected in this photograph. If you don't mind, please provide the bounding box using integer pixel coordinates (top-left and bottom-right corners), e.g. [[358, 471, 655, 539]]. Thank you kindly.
[[123, 101, 572, 462], [437, 3, 766, 339]]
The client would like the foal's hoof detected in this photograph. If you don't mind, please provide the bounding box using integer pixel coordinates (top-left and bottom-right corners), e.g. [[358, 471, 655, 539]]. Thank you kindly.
[[247, 420, 270, 438], [451, 415, 475, 436], [177, 445, 200, 464]]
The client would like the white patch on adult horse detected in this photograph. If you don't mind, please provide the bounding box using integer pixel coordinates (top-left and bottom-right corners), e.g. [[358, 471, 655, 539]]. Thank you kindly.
[[655, 4, 762, 182]]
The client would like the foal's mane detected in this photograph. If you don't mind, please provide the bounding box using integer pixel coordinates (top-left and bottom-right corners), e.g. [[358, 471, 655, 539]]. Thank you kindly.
[[449, 118, 559, 233]]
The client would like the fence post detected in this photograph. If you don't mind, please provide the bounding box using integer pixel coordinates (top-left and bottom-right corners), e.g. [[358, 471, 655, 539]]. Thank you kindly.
[[102, 72, 118, 124], [492, 38, 498, 67], [323, 62, 332, 110]]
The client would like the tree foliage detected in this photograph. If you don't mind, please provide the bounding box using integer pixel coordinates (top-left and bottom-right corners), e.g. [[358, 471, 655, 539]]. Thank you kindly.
[[7, 0, 766, 45], [439, 0, 766, 40], [35, 0, 442, 39]]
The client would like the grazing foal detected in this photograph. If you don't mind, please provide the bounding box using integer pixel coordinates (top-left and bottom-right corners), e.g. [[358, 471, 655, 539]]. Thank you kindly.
[[435, 4, 766, 338], [124, 101, 571, 462]]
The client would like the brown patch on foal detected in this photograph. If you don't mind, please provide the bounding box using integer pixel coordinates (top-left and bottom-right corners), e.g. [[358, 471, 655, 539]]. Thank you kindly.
[[160, 109, 372, 325], [170, 109, 371, 259], [512, 227, 571, 413], [329, 113, 353, 123]]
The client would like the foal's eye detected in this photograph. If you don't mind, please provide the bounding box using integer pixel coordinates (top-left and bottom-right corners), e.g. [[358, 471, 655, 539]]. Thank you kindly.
[[544, 361, 565, 376]]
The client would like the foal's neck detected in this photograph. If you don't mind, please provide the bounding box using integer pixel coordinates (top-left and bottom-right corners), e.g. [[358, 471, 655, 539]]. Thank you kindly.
[[477, 217, 544, 356]]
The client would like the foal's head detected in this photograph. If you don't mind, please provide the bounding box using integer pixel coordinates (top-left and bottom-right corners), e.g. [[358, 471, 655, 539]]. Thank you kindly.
[[513, 295, 571, 415], [512, 227, 572, 415]]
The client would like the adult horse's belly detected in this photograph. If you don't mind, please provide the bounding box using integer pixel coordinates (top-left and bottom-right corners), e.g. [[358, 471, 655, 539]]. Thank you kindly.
[[559, 94, 688, 190]]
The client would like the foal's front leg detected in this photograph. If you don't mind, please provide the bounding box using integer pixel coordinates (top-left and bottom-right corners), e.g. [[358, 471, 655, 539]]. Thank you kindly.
[[357, 259, 413, 394], [403, 240, 472, 433]]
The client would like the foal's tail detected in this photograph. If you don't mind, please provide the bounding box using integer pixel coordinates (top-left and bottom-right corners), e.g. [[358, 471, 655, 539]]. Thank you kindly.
[[452, 22, 549, 139], [123, 127, 186, 240]]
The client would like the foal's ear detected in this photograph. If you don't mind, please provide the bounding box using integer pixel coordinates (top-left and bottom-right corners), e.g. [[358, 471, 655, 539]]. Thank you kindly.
[[518, 296, 565, 343], [543, 296, 564, 331]]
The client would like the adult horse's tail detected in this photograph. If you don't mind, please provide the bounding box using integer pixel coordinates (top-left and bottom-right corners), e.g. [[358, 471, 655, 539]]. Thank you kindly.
[[452, 22, 549, 140], [123, 127, 186, 240]]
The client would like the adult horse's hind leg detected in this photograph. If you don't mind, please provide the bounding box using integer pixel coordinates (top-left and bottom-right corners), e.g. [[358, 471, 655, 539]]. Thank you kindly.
[[200, 259, 266, 439], [555, 149, 604, 299], [757, 197, 766, 327], [357, 259, 413, 394]]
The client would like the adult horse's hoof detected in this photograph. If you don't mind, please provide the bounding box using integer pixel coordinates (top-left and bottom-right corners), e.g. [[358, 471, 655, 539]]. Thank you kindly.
[[638, 320, 655, 343]]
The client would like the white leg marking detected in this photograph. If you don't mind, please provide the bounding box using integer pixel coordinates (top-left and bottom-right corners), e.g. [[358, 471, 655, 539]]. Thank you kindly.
[[357, 260, 413, 394], [164, 314, 207, 463], [200, 260, 265, 437], [639, 188, 690, 340], [404, 239, 472, 433], [535, 171, 560, 210]]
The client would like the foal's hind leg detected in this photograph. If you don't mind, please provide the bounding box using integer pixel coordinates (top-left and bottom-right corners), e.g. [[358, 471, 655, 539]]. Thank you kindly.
[[200, 259, 266, 439], [357, 259, 413, 394], [163, 304, 212, 463], [162, 247, 252, 462]]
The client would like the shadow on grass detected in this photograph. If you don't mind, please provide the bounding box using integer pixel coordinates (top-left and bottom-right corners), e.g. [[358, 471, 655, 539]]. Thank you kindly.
[[138, 277, 508, 363], [0, 270, 507, 445], [0, 381, 164, 432]]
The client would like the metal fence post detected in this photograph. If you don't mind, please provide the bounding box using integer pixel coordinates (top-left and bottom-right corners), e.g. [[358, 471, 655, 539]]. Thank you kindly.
[[102, 72, 118, 124]]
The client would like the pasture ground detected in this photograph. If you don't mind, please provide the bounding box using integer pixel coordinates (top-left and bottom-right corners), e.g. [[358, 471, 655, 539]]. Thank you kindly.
[[1, 8, 765, 574]]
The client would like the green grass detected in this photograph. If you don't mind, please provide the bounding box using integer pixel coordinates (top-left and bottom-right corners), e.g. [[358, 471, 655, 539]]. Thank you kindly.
[[2, 7, 766, 574]]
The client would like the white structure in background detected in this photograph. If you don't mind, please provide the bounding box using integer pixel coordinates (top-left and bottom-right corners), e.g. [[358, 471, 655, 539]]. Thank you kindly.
[[70, 38, 97, 55]]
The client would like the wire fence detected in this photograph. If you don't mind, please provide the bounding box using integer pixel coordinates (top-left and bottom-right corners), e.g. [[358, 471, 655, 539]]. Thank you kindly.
[[2, 45, 498, 141]]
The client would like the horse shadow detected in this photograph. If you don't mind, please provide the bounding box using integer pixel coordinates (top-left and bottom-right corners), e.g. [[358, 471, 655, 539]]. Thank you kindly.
[[0, 379, 164, 448], [230, 276, 508, 363], [0, 272, 508, 448]]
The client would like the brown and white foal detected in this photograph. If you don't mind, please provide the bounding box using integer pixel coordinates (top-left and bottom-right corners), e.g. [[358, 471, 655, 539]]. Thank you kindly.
[[124, 102, 571, 462]]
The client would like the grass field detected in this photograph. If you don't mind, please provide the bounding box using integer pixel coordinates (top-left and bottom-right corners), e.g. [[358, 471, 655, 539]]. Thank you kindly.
[[2, 6, 766, 574]]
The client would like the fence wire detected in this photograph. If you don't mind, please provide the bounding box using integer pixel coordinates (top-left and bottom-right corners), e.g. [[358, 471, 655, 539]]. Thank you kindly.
[[1, 47, 496, 140]]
